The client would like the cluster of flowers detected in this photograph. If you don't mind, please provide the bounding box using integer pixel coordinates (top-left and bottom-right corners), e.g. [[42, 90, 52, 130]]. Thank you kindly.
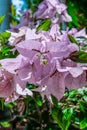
[[0, 0, 87, 102]]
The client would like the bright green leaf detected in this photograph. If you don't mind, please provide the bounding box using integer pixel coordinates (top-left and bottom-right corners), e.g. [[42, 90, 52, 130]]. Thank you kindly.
[[1, 32, 11, 39], [68, 89, 77, 98], [0, 15, 5, 25], [36, 19, 51, 32], [0, 121, 11, 128], [36, 100, 42, 106]]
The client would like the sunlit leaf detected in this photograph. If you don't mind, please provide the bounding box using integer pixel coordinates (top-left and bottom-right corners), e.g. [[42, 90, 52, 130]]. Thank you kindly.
[[36, 100, 42, 106]]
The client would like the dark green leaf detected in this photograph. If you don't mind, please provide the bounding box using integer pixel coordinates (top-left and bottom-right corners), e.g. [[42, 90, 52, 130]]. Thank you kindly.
[[70, 51, 87, 63], [0, 98, 5, 110], [68, 34, 79, 45], [79, 100, 87, 113], [51, 95, 58, 107]]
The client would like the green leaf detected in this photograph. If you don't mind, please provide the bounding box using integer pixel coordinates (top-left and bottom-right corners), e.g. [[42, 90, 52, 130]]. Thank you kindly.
[[68, 34, 79, 46], [80, 118, 87, 129], [4, 103, 14, 109], [83, 95, 87, 102], [36, 100, 42, 106], [70, 51, 87, 63], [0, 32, 11, 44], [79, 100, 87, 113], [62, 108, 74, 120], [67, 2, 79, 28], [0, 32, 11, 39], [36, 19, 51, 32], [0, 121, 11, 128], [51, 95, 58, 107], [67, 89, 77, 98], [0, 98, 5, 110], [52, 107, 72, 130], [27, 84, 36, 89], [0, 15, 5, 25], [52, 107, 64, 130], [1, 47, 11, 54]]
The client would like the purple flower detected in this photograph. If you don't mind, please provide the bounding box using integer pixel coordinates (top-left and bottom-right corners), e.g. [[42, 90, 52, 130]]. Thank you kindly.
[[10, 11, 33, 32], [0, 67, 32, 102], [35, 0, 72, 23]]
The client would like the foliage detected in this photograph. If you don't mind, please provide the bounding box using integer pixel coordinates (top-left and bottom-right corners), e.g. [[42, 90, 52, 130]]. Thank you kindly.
[[1, 86, 87, 130], [67, 0, 87, 28], [51, 87, 87, 130], [67, 1, 79, 28], [11, 5, 19, 26], [0, 31, 17, 59], [0, 88, 59, 130], [26, 0, 43, 13]]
